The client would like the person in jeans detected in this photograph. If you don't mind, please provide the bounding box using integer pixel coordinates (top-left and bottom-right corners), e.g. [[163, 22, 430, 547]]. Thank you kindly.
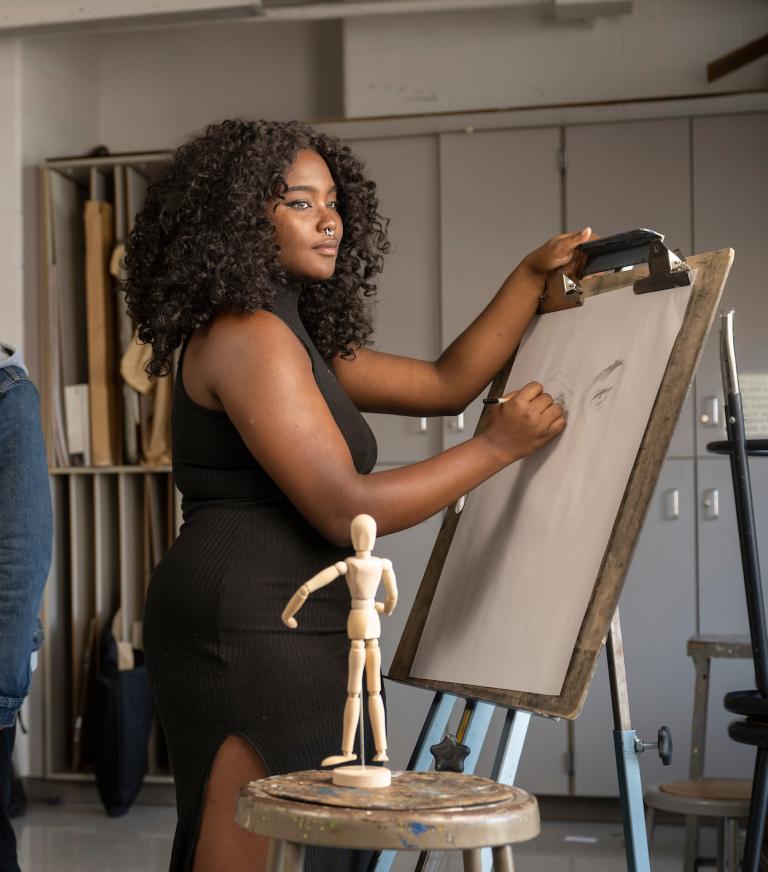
[[0, 344, 53, 872]]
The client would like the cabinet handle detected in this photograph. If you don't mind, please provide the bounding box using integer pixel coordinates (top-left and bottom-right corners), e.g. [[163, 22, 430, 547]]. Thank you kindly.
[[419, 417, 428, 433], [664, 488, 680, 520], [699, 397, 720, 427], [448, 412, 465, 433], [702, 488, 719, 520]]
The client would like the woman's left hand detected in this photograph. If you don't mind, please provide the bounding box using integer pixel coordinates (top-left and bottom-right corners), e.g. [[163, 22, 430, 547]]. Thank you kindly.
[[521, 227, 595, 281]]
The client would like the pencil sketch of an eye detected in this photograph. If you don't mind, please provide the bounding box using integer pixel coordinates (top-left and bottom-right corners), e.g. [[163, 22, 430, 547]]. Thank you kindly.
[[583, 360, 625, 413], [546, 371, 575, 415]]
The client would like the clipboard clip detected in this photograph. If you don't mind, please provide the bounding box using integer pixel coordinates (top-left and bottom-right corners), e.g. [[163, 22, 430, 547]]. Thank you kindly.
[[633, 240, 691, 295], [538, 270, 584, 315]]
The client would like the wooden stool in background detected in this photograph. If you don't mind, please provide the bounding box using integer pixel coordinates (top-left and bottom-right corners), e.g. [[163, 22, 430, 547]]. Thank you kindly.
[[644, 634, 752, 871], [236, 770, 540, 871]]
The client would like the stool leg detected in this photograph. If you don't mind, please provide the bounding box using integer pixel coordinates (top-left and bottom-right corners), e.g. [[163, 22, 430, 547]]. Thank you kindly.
[[645, 806, 656, 847], [462, 849, 483, 872], [716, 819, 725, 872], [725, 818, 739, 872], [491, 845, 515, 872], [282, 841, 306, 871], [683, 815, 699, 872], [266, 839, 285, 872]]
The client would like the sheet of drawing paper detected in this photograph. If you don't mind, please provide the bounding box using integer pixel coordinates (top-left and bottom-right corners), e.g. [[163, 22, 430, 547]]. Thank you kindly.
[[410, 280, 693, 696]]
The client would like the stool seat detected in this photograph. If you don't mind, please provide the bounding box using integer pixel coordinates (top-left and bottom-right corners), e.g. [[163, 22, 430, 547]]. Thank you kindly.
[[645, 780, 751, 818], [660, 779, 752, 802], [687, 634, 752, 660], [725, 689, 768, 718], [236, 770, 539, 853]]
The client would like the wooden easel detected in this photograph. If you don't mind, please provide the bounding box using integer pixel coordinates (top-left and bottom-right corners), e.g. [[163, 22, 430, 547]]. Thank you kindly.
[[375, 246, 734, 872]]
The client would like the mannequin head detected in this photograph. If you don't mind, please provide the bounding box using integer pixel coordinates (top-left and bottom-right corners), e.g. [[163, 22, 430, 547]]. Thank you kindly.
[[350, 514, 377, 553]]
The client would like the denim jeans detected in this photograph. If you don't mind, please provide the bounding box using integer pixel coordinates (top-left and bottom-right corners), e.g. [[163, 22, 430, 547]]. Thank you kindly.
[[0, 366, 52, 729]]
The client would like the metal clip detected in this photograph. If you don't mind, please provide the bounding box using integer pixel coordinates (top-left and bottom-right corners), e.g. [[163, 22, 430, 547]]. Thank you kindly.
[[633, 240, 691, 295], [538, 270, 584, 315]]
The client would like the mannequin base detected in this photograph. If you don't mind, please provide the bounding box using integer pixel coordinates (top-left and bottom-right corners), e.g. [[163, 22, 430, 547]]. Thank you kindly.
[[331, 765, 392, 788]]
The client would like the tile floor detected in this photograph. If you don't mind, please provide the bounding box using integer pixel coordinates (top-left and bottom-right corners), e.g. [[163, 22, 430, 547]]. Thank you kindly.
[[13, 803, 696, 871]]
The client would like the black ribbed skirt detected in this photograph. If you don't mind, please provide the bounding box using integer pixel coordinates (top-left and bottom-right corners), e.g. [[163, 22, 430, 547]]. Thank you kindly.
[[143, 501, 377, 872]]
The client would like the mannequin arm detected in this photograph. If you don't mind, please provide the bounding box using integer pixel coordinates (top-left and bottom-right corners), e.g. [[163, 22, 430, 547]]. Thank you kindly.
[[281, 561, 347, 628], [380, 559, 398, 615]]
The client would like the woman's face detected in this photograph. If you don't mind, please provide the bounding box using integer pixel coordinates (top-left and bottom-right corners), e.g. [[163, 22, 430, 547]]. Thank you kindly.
[[270, 148, 343, 282]]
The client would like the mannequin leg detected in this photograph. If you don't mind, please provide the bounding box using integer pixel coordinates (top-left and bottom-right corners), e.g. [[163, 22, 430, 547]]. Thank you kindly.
[[322, 640, 365, 766], [365, 640, 388, 762]]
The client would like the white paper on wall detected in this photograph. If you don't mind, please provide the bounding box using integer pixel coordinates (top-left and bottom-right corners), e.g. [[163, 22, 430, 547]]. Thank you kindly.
[[410, 279, 694, 696], [740, 373, 768, 438]]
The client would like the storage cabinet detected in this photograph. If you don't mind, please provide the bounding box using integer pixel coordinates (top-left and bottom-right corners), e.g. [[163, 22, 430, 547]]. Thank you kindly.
[[45, 469, 176, 780], [439, 126, 562, 451], [564, 118, 695, 459], [350, 135, 442, 465]]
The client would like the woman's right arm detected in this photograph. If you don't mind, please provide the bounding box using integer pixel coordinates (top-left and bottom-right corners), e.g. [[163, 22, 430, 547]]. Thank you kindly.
[[207, 310, 564, 547]]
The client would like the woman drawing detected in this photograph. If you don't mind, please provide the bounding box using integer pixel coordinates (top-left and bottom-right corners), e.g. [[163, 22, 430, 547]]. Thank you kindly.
[[126, 118, 589, 872]]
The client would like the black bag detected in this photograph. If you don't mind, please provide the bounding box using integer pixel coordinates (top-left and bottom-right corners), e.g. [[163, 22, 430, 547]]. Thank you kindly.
[[94, 621, 154, 817]]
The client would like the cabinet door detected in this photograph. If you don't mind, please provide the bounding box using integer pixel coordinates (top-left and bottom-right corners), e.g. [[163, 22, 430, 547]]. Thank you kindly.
[[693, 113, 768, 454], [347, 135, 442, 464], [697, 456, 768, 777], [439, 126, 562, 449], [565, 118, 695, 458], [573, 460, 697, 795]]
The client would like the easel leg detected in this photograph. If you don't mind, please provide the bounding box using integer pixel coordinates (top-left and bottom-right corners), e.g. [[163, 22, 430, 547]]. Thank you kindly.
[[408, 692, 457, 771], [372, 693, 456, 872], [414, 699, 496, 872], [607, 609, 652, 872], [373, 698, 530, 872], [491, 709, 531, 784]]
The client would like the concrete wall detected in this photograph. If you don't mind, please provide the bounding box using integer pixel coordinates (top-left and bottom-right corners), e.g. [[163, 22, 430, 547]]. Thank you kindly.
[[0, 18, 342, 365], [95, 19, 343, 153], [343, 0, 768, 116], [20, 34, 100, 378], [0, 40, 22, 350]]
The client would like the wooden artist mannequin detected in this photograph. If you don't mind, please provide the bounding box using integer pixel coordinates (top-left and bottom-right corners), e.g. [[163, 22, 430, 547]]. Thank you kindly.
[[282, 514, 397, 786]]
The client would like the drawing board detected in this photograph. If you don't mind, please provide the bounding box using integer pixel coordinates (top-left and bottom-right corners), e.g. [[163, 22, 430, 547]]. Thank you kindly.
[[389, 250, 733, 719]]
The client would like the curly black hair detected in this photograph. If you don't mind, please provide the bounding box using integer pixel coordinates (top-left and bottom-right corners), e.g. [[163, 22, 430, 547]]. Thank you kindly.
[[123, 118, 389, 377]]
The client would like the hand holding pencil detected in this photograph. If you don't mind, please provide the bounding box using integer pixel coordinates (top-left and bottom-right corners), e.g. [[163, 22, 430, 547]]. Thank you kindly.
[[477, 381, 566, 464]]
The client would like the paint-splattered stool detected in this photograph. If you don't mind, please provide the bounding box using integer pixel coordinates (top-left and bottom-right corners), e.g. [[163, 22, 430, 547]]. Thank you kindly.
[[236, 769, 539, 871]]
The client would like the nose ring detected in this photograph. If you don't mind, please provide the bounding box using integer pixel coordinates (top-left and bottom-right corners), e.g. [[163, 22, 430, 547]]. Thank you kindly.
[[324, 228, 335, 238]]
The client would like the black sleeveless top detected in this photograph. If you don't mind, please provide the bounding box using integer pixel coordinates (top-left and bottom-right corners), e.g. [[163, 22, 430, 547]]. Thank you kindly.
[[172, 286, 377, 508]]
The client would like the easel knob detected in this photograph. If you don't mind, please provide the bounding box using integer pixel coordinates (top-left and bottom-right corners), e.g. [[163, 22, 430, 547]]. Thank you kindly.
[[635, 725, 673, 766], [430, 734, 471, 773]]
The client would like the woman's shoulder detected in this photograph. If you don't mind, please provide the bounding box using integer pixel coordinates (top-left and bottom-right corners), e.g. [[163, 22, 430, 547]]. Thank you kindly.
[[204, 309, 310, 368]]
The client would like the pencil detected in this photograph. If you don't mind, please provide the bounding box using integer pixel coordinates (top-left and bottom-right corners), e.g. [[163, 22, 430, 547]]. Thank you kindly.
[[482, 397, 511, 405]]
